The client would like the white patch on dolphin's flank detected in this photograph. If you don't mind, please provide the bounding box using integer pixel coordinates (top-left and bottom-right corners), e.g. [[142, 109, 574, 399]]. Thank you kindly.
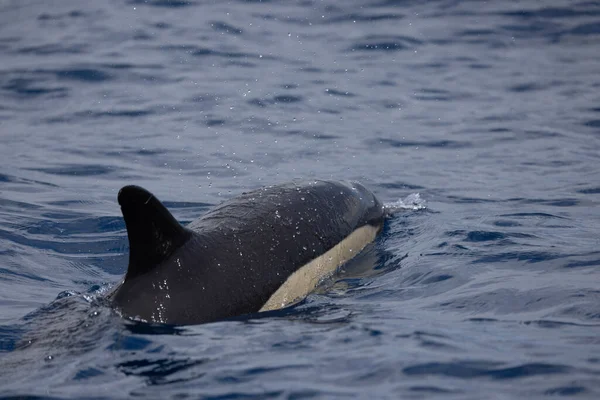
[[260, 223, 381, 311]]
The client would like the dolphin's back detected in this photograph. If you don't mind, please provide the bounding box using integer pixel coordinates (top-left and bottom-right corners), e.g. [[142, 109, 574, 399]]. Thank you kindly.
[[188, 180, 382, 267]]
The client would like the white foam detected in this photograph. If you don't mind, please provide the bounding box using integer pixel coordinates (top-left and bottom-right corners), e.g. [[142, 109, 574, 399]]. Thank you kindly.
[[384, 193, 427, 214]]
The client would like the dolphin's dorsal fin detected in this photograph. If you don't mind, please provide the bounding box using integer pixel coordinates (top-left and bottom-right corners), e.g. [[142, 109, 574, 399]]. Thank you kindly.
[[118, 185, 191, 281]]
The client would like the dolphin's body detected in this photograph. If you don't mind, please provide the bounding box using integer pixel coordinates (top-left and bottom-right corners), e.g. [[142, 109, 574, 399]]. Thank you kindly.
[[110, 180, 384, 325]]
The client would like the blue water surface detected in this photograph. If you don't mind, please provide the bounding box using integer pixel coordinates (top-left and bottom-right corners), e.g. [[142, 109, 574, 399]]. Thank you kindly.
[[1, 0, 600, 398]]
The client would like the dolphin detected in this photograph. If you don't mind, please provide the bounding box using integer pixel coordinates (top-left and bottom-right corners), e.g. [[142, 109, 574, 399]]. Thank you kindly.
[[109, 180, 385, 325]]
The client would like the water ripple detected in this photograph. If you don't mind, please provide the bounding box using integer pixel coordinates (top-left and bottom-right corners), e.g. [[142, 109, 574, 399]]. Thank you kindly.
[[127, 0, 193, 8], [349, 35, 422, 52], [1, 0, 600, 398], [403, 362, 570, 379]]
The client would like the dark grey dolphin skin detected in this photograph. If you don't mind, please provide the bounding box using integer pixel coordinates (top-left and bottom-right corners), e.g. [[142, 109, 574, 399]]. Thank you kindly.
[[109, 180, 384, 325]]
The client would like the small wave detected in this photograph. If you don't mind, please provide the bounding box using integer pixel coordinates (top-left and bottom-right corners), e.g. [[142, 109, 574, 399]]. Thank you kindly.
[[327, 13, 404, 24], [16, 44, 86, 55], [3, 78, 68, 98], [247, 95, 304, 108], [55, 68, 112, 82], [210, 21, 243, 35], [368, 138, 469, 150], [349, 35, 422, 52], [127, 0, 193, 8], [403, 361, 570, 379], [324, 88, 356, 97]]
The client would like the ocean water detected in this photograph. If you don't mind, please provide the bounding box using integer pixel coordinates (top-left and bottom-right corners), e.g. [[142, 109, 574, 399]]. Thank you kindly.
[[1, 0, 600, 398]]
